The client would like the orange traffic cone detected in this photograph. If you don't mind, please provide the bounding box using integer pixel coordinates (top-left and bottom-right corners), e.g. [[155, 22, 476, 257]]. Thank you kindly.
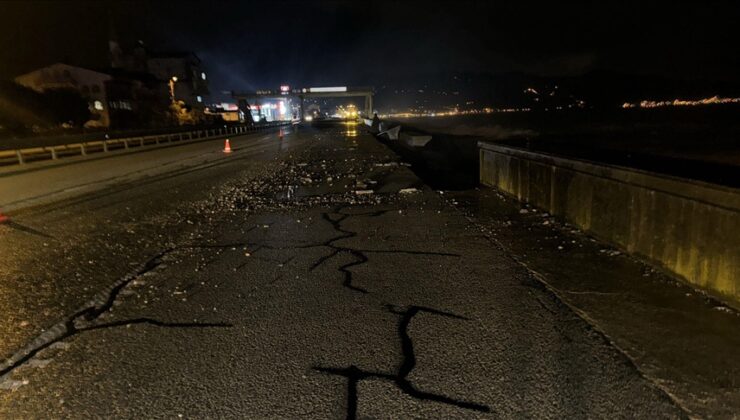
[[223, 139, 232, 153], [0, 211, 8, 224]]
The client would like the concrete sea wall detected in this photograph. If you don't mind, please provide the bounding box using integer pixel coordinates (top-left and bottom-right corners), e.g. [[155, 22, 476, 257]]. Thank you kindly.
[[479, 141, 740, 306]]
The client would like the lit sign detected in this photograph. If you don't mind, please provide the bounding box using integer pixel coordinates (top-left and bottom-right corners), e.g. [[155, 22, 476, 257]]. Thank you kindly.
[[280, 85, 290, 95], [309, 86, 348, 93]]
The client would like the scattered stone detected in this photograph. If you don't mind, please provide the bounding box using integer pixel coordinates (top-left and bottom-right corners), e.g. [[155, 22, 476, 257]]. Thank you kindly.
[[26, 358, 52, 369], [48, 342, 70, 351], [0, 378, 30, 390], [398, 188, 419, 194]]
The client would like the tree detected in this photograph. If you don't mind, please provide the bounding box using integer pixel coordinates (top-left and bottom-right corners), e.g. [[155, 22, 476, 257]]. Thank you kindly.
[[169, 100, 196, 125]]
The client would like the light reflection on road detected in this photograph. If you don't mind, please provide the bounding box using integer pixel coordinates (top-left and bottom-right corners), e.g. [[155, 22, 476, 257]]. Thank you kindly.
[[343, 121, 358, 137]]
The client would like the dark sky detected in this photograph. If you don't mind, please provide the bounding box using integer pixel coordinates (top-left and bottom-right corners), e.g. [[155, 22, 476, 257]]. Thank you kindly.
[[2, 0, 739, 99]]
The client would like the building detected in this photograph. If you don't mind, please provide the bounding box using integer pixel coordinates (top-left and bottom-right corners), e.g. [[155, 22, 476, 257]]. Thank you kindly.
[[146, 52, 209, 111], [109, 40, 212, 125], [14, 63, 112, 127], [205, 103, 246, 123], [103, 69, 171, 129], [12, 45, 211, 129]]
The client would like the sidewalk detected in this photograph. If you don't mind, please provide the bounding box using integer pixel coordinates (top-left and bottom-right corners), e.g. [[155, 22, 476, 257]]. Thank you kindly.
[[448, 187, 740, 417], [0, 125, 694, 418]]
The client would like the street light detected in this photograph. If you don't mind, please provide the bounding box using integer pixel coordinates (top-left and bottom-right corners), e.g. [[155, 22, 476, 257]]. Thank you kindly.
[[169, 76, 178, 102]]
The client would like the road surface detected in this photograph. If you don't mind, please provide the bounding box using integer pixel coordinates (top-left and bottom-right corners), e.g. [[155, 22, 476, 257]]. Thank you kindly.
[[0, 123, 736, 418]]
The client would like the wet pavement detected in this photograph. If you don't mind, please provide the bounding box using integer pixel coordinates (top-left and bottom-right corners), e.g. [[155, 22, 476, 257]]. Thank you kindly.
[[0, 129, 305, 366], [0, 122, 734, 418], [446, 188, 740, 417]]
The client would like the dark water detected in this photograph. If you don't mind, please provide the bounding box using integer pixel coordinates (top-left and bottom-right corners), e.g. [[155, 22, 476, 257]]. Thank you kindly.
[[391, 106, 740, 188]]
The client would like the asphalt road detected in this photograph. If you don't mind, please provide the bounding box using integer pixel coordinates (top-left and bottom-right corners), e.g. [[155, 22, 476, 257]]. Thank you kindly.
[[0, 127, 304, 366], [0, 123, 705, 418]]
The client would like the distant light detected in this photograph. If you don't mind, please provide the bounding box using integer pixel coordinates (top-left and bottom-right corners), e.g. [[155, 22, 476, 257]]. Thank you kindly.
[[196, 95, 202, 103], [171, 76, 178, 82], [621, 95, 740, 109], [304, 115, 313, 121], [94, 100, 103, 111], [309, 86, 347, 93], [201, 72, 206, 80], [280, 85, 290, 92]]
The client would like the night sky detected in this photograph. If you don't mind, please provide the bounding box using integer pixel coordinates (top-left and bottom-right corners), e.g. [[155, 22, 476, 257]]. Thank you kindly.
[[2, 0, 739, 100]]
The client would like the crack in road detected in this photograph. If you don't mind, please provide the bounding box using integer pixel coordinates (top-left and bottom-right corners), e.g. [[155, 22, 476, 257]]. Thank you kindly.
[[0, 220, 55, 239], [76, 318, 231, 332], [171, 207, 481, 417], [206, 207, 460, 294], [307, 208, 461, 293], [314, 305, 490, 419], [0, 248, 231, 383]]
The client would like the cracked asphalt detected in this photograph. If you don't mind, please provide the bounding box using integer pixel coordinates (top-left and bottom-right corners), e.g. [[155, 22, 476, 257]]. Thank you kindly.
[[0, 123, 699, 418]]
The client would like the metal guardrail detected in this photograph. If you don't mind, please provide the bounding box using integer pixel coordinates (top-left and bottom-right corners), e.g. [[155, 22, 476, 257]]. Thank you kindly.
[[0, 121, 292, 167]]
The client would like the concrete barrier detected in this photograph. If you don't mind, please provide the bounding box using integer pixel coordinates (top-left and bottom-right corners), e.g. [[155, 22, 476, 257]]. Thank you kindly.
[[400, 132, 432, 148], [479, 141, 740, 306], [379, 125, 401, 140]]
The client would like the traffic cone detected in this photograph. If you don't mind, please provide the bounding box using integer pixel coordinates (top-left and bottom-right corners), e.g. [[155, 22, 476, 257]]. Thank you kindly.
[[0, 211, 9, 224], [223, 139, 232, 153], [279, 128, 284, 139]]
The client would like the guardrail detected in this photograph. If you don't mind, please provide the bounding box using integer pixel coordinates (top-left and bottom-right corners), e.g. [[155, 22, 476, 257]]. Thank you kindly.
[[0, 121, 292, 167]]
